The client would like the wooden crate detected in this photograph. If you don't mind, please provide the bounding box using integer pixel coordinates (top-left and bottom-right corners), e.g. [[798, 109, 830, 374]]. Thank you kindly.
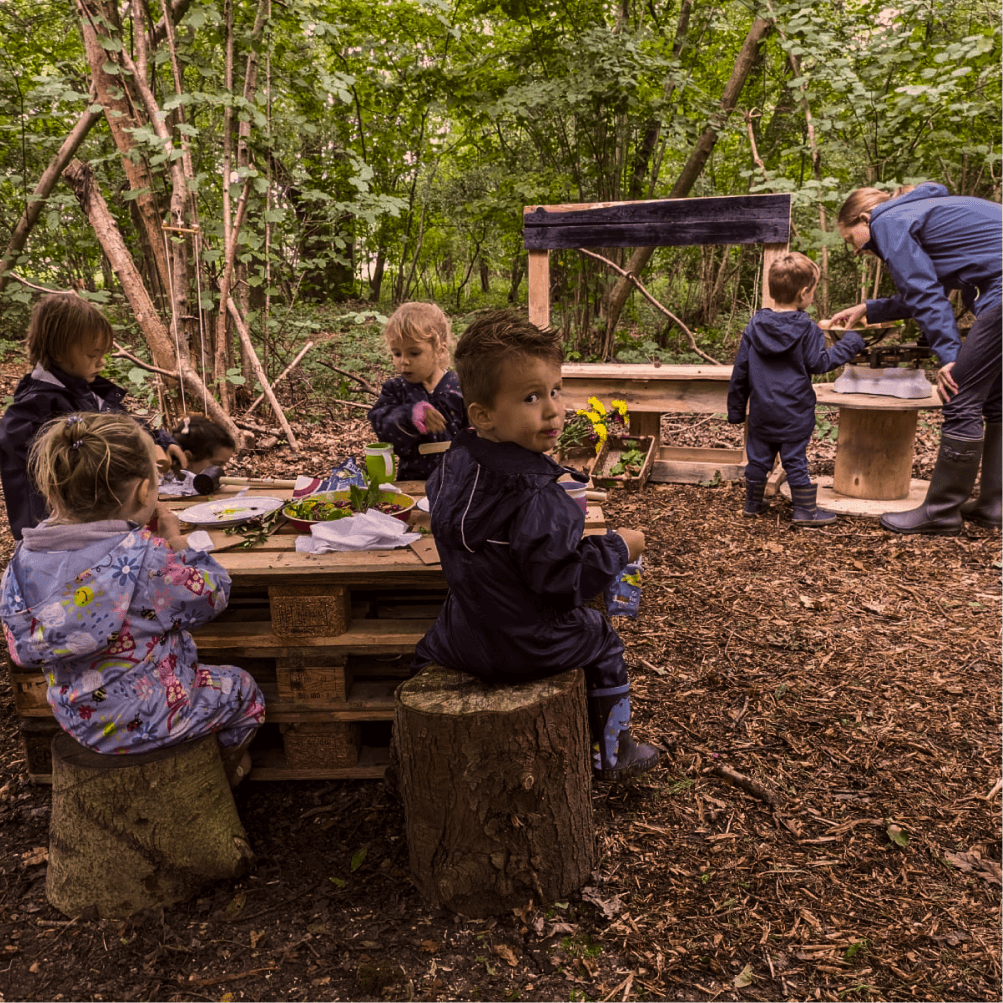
[[276, 655, 351, 704], [592, 435, 656, 491], [268, 584, 350, 636], [281, 721, 361, 769], [9, 669, 49, 717], [19, 717, 61, 780]]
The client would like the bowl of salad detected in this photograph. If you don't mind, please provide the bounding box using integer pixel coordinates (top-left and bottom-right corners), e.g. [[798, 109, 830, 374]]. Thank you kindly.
[[282, 487, 417, 532]]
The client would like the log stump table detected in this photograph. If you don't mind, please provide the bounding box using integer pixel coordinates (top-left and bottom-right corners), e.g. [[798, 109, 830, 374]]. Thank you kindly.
[[394, 665, 594, 917], [47, 732, 254, 919], [782, 385, 943, 517]]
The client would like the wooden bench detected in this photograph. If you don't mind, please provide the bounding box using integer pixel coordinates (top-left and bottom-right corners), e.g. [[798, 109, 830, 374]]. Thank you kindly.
[[524, 193, 792, 483]]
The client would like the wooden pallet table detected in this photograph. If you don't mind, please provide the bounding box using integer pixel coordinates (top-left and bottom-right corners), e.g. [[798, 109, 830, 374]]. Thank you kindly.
[[9, 482, 607, 783], [560, 362, 742, 484]]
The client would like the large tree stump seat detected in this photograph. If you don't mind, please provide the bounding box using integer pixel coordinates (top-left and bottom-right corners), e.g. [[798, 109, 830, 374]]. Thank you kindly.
[[47, 732, 254, 920], [394, 664, 594, 917]]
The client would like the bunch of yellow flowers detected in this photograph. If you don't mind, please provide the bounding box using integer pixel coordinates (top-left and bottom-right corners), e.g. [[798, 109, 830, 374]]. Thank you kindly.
[[579, 397, 629, 453]]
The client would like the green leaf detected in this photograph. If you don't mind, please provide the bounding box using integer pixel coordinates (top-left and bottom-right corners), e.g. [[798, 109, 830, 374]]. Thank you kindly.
[[886, 823, 909, 848], [329, 876, 347, 887], [350, 846, 368, 871]]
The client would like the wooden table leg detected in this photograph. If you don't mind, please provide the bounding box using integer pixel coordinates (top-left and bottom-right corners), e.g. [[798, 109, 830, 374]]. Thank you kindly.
[[833, 407, 918, 500]]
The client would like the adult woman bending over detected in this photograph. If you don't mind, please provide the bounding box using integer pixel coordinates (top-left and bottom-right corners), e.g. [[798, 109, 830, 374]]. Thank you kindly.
[[830, 182, 1001, 535]]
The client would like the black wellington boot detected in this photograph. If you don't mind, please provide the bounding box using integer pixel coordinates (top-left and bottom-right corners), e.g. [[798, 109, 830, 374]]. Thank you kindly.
[[961, 423, 1002, 529], [744, 478, 767, 517], [880, 434, 983, 536], [790, 484, 837, 526], [587, 685, 659, 781]]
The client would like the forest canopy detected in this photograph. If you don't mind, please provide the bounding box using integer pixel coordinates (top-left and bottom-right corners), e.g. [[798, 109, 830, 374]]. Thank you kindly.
[[0, 0, 999, 396]]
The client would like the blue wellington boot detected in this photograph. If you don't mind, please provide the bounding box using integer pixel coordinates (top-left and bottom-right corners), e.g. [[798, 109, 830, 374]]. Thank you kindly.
[[587, 685, 659, 781], [744, 478, 767, 517], [790, 484, 837, 527]]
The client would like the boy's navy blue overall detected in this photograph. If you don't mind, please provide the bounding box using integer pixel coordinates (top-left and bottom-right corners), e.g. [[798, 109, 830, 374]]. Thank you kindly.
[[413, 429, 629, 687], [368, 372, 467, 480], [413, 429, 658, 779], [0, 365, 176, 540]]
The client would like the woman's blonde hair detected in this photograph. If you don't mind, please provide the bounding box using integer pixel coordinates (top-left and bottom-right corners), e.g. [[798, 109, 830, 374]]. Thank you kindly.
[[384, 302, 452, 366], [30, 412, 156, 523], [837, 185, 918, 229], [26, 292, 114, 370]]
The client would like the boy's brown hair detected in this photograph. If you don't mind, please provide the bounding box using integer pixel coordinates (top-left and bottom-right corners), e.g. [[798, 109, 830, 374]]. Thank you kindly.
[[27, 293, 114, 370], [384, 302, 452, 366], [453, 309, 564, 407], [30, 412, 156, 523], [768, 252, 821, 305]]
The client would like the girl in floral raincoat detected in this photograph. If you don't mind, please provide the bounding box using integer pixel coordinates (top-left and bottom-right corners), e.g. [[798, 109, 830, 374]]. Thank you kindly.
[[0, 412, 264, 785]]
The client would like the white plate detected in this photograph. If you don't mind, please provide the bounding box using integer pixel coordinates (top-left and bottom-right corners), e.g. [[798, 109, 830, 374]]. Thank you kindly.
[[416, 497, 430, 512], [177, 496, 286, 528]]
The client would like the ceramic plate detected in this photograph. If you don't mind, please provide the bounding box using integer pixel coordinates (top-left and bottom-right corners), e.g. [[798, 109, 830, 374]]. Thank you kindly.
[[416, 497, 430, 513], [177, 496, 286, 528]]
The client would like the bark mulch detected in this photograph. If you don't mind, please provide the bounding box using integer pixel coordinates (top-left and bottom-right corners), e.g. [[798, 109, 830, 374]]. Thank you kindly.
[[0, 377, 999, 1002]]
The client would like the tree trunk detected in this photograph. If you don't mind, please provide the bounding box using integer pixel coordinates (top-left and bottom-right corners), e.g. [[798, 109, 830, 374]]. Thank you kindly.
[[603, 16, 772, 351], [394, 664, 594, 917], [0, 105, 102, 295], [76, 0, 170, 306], [62, 159, 240, 442], [46, 732, 253, 920]]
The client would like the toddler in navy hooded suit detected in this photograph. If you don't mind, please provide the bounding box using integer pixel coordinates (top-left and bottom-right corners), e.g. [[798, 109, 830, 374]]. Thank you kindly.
[[727, 252, 865, 525]]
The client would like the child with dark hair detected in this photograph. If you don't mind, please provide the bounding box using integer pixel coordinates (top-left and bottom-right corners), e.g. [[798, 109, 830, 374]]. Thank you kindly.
[[368, 302, 467, 480], [0, 412, 264, 785], [413, 309, 658, 781], [172, 415, 237, 474], [0, 293, 183, 539], [727, 252, 865, 526]]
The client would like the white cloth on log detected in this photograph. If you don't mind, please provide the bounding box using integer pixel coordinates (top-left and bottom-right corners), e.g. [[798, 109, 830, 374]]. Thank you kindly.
[[294, 509, 420, 552]]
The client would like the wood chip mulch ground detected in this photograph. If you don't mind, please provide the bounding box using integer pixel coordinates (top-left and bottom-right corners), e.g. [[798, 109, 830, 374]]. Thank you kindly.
[[0, 378, 999, 1002]]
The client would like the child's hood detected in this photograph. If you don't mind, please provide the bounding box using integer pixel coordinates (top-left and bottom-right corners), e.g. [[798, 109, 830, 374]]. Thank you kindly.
[[743, 309, 817, 357], [1, 523, 149, 670], [427, 429, 564, 552]]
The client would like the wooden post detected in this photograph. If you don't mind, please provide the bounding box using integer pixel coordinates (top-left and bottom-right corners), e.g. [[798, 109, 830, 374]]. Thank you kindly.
[[832, 408, 919, 500], [527, 250, 550, 328], [761, 242, 788, 309], [394, 664, 594, 917], [46, 732, 253, 919]]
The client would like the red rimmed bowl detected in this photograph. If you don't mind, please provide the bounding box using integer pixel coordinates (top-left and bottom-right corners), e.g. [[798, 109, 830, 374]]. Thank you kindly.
[[282, 489, 416, 532]]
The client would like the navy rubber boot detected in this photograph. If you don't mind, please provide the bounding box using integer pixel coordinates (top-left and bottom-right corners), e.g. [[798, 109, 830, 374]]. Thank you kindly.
[[790, 484, 837, 527], [961, 423, 1001, 530], [744, 479, 767, 517], [587, 685, 659, 781], [881, 434, 983, 536]]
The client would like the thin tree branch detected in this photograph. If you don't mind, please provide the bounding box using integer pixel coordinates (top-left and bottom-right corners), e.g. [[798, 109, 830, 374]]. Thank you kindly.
[[112, 341, 179, 379], [576, 248, 723, 365], [313, 360, 380, 396]]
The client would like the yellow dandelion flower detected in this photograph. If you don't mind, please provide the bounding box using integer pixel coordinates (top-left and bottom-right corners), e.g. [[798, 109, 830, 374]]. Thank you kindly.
[[587, 396, 607, 415], [611, 399, 628, 419]]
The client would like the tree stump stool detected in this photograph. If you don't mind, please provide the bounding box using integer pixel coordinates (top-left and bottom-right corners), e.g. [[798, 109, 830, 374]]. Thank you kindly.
[[394, 664, 594, 917], [47, 732, 254, 920]]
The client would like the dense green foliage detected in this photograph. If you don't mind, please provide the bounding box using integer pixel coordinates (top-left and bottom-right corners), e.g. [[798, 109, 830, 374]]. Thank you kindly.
[[0, 0, 999, 374]]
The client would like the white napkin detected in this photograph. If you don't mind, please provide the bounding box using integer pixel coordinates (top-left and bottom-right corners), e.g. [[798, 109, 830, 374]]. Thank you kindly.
[[294, 509, 420, 553], [186, 530, 215, 552]]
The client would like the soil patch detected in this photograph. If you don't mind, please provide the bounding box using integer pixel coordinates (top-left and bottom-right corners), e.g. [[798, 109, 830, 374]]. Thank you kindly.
[[0, 364, 999, 1002]]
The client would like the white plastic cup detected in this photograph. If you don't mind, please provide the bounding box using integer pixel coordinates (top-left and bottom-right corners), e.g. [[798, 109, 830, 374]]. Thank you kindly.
[[559, 480, 588, 515]]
